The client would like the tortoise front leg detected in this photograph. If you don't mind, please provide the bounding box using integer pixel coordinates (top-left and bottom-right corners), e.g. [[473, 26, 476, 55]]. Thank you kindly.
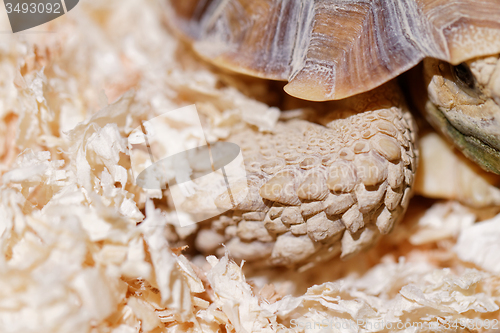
[[189, 83, 418, 267]]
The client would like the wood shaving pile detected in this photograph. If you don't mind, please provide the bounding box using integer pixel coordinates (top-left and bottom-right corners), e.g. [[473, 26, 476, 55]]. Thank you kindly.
[[1, 0, 500, 332]]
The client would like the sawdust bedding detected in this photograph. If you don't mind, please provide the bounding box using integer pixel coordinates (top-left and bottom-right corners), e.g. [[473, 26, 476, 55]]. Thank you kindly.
[[0, 0, 500, 332]]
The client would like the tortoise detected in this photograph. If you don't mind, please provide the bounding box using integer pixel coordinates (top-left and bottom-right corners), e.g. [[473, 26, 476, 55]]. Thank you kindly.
[[162, 0, 500, 267]]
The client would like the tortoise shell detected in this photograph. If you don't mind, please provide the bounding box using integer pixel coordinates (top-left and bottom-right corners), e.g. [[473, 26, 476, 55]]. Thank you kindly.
[[166, 0, 500, 101]]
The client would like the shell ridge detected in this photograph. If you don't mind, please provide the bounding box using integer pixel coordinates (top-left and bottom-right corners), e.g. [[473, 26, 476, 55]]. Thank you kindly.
[[288, 0, 315, 82]]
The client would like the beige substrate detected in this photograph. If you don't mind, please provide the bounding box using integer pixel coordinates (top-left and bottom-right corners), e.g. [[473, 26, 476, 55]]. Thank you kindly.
[[0, 1, 500, 332]]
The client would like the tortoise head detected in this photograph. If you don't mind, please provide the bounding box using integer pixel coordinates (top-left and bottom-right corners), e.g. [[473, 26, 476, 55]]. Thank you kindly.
[[424, 55, 500, 174]]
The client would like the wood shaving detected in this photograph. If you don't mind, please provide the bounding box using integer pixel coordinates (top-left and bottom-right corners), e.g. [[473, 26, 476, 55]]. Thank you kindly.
[[0, 0, 499, 332]]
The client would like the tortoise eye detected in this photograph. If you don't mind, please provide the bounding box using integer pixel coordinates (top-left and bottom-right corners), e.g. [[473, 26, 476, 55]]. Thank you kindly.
[[452, 63, 475, 90]]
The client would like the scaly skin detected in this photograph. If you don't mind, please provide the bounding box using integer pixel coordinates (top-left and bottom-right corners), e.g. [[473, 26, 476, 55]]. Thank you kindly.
[[188, 83, 418, 267], [424, 55, 500, 174]]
